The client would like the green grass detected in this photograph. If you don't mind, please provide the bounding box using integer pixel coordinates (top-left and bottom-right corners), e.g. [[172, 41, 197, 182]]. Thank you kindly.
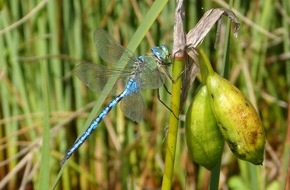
[[0, 0, 289, 189]]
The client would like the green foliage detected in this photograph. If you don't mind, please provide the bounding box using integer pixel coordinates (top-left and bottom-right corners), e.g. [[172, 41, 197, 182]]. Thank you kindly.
[[0, 0, 288, 189]]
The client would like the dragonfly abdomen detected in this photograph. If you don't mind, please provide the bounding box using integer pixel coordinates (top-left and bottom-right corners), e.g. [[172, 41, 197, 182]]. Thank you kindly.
[[61, 78, 140, 164]]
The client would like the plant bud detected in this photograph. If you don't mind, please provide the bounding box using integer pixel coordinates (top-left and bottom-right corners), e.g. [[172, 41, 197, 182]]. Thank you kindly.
[[206, 72, 265, 165], [186, 85, 224, 170]]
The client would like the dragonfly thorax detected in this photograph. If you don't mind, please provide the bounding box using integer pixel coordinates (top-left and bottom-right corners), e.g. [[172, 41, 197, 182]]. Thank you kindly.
[[124, 78, 141, 95], [137, 55, 158, 71]]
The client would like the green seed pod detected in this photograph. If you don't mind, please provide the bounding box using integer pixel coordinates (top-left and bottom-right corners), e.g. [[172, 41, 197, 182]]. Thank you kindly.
[[206, 72, 265, 165], [186, 85, 224, 170]]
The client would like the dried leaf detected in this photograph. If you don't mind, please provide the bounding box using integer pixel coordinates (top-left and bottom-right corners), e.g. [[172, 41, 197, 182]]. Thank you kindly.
[[186, 8, 240, 49], [172, 0, 186, 57]]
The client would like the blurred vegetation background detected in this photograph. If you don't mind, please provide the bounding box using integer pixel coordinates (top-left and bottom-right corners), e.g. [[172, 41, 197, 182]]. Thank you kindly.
[[0, 0, 289, 189]]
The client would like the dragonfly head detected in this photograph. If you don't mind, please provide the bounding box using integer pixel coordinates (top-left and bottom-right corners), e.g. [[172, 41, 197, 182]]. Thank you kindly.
[[151, 45, 171, 65]]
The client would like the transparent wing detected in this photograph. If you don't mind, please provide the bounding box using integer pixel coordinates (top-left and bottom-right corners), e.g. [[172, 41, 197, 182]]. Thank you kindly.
[[78, 30, 166, 93], [136, 55, 166, 89], [94, 29, 138, 65], [138, 68, 165, 89], [120, 91, 145, 122], [74, 62, 133, 92]]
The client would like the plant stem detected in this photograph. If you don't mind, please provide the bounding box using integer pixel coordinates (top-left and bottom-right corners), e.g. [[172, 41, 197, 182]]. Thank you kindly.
[[209, 156, 222, 190], [38, 62, 51, 189], [161, 57, 183, 190], [198, 48, 215, 76]]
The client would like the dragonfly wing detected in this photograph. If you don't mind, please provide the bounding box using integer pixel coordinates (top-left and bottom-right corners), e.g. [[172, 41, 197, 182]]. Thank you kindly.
[[74, 62, 129, 92], [137, 56, 166, 89], [94, 29, 137, 65], [120, 91, 144, 122], [138, 68, 165, 89]]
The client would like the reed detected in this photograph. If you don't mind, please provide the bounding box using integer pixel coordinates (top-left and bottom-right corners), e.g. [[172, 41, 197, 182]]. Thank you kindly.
[[0, 0, 288, 189]]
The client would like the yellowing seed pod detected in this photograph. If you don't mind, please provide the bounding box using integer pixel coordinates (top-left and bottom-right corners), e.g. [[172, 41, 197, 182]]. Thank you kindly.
[[206, 72, 265, 165], [186, 85, 224, 170]]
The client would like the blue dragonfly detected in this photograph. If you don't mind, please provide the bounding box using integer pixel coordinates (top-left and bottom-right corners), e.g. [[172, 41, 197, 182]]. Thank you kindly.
[[61, 29, 171, 164]]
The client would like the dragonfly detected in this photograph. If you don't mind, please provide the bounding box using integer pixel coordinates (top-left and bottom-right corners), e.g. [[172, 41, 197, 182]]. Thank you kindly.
[[61, 29, 171, 164]]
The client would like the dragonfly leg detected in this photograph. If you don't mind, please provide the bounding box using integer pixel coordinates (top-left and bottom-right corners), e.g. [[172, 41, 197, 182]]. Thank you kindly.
[[160, 64, 186, 84], [157, 89, 179, 120], [161, 47, 199, 83], [163, 83, 171, 95]]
